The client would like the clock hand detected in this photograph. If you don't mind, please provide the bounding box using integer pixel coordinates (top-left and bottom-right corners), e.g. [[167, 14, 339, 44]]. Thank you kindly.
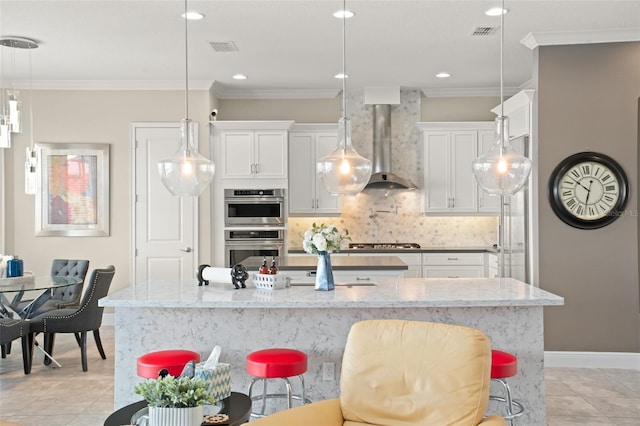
[[585, 180, 593, 205], [567, 175, 591, 192]]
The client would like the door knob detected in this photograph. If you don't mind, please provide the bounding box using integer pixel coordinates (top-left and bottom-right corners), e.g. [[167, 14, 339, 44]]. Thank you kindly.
[[180, 247, 192, 253]]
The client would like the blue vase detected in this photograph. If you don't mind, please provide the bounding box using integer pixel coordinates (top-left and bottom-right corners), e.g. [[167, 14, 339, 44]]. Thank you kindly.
[[7, 258, 23, 278], [315, 251, 335, 291]]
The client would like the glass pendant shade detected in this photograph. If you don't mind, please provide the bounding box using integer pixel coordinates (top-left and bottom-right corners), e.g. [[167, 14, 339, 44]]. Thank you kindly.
[[472, 115, 531, 195], [0, 113, 10, 148], [7, 90, 22, 133], [317, 117, 372, 196], [158, 119, 215, 197], [25, 147, 37, 194]]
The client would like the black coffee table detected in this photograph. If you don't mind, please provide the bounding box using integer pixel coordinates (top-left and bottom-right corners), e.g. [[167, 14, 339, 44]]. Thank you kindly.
[[103, 392, 251, 426]]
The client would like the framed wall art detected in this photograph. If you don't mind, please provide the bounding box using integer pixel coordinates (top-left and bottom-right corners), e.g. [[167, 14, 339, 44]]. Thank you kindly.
[[35, 142, 110, 237]]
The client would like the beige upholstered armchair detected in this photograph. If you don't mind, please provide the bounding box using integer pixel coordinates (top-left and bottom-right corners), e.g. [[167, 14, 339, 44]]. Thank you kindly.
[[247, 320, 505, 426]]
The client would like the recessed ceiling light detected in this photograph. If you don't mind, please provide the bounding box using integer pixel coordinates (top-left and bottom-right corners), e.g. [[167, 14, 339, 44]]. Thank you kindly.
[[485, 7, 509, 16], [333, 10, 355, 19], [182, 11, 205, 20], [436, 72, 451, 78], [233, 74, 248, 80], [334, 73, 348, 79]]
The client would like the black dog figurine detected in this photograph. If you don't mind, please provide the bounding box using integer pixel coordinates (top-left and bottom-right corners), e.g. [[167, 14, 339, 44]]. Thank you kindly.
[[197, 264, 210, 286], [230, 264, 249, 289]]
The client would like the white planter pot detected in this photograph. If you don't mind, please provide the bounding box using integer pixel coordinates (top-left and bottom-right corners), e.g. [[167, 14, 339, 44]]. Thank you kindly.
[[148, 405, 203, 426]]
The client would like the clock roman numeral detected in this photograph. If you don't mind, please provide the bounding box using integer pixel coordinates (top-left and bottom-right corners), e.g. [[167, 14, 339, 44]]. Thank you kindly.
[[605, 185, 616, 192], [581, 165, 590, 175], [602, 173, 611, 182], [562, 190, 572, 197], [588, 206, 595, 216], [571, 170, 580, 178]]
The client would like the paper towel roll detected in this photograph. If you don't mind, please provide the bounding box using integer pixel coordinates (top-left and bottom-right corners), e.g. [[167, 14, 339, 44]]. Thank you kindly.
[[201, 267, 232, 284]]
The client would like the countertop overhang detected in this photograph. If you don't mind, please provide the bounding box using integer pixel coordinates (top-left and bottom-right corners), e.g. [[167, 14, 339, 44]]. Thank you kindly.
[[100, 277, 564, 309]]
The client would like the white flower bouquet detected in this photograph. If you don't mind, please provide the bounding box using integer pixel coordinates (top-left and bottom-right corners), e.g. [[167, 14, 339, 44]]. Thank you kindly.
[[302, 223, 350, 255]]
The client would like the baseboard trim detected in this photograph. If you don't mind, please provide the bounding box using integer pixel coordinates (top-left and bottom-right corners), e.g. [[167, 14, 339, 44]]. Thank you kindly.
[[545, 351, 640, 369]]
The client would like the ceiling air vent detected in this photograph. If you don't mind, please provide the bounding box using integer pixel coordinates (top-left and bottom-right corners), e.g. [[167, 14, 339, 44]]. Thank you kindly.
[[209, 41, 239, 52], [471, 26, 498, 36]]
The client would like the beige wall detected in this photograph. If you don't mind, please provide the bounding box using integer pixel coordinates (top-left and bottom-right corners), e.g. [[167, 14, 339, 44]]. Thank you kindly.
[[218, 97, 342, 122], [421, 96, 500, 121], [3, 89, 212, 294], [537, 42, 640, 352]]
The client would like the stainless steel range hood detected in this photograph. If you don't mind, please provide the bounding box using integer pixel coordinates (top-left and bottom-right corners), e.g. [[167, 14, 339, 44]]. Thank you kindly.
[[364, 104, 418, 190]]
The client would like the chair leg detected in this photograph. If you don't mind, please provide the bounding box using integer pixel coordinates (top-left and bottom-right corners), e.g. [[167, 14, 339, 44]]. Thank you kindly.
[[4, 341, 11, 356], [1, 343, 6, 358], [93, 329, 106, 360], [80, 331, 88, 372], [74, 332, 82, 347], [43, 333, 55, 365], [21, 335, 31, 374]]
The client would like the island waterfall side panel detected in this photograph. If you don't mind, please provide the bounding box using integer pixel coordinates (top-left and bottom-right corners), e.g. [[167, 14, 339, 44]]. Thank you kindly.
[[113, 306, 546, 425]]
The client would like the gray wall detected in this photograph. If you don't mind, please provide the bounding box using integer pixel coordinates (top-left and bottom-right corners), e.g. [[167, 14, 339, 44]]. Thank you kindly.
[[536, 42, 640, 352]]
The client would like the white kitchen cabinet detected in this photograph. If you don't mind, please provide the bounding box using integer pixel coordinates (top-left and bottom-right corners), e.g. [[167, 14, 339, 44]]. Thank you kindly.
[[491, 90, 535, 140], [422, 252, 485, 278], [289, 125, 340, 215], [418, 122, 495, 214], [212, 121, 294, 181], [348, 252, 421, 278]]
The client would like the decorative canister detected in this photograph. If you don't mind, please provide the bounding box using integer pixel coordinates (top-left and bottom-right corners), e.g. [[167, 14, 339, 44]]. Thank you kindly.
[[6, 257, 23, 278]]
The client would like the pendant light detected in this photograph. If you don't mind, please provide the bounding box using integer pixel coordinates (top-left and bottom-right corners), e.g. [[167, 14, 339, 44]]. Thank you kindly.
[[158, 0, 215, 197], [317, 0, 372, 196], [471, 0, 531, 196], [25, 42, 38, 194]]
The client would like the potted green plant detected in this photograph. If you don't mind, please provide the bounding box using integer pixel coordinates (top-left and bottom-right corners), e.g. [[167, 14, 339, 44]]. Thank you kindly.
[[134, 375, 213, 426]]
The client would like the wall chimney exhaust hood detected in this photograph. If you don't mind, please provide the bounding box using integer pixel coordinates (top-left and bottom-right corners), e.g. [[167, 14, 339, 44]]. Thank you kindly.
[[363, 87, 418, 191]]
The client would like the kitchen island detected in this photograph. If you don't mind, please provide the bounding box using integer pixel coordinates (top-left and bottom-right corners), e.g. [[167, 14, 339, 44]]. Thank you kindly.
[[100, 276, 563, 425]]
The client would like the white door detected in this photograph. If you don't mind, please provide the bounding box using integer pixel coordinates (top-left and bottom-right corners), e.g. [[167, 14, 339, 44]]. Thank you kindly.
[[289, 133, 315, 214], [450, 131, 477, 212], [132, 123, 197, 283]]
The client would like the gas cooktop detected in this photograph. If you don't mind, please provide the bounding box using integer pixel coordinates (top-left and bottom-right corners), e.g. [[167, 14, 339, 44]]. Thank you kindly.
[[349, 243, 421, 250]]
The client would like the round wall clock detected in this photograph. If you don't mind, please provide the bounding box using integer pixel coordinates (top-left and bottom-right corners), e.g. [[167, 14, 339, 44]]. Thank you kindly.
[[548, 152, 629, 229]]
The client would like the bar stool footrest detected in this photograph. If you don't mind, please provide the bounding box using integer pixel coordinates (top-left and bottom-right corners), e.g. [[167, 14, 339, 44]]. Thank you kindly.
[[489, 396, 525, 420]]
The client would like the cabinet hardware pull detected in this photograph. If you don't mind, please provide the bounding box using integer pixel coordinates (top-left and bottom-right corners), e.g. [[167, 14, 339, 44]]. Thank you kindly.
[[307, 271, 317, 277], [447, 257, 459, 260], [250, 164, 255, 174], [180, 247, 192, 253], [254, 163, 259, 174], [355, 277, 371, 281], [448, 276, 459, 278]]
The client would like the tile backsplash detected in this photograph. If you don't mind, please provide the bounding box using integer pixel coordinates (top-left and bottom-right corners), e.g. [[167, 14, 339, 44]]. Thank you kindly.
[[288, 191, 497, 249]]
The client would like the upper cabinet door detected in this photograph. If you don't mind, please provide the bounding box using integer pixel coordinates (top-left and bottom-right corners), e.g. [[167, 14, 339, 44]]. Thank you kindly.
[[423, 132, 451, 212], [477, 130, 501, 213], [314, 133, 341, 214], [220, 131, 254, 179], [254, 131, 288, 179], [289, 133, 316, 214], [450, 131, 477, 213]]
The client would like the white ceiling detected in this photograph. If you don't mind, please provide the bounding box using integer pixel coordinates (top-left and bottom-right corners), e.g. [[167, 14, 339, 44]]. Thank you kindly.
[[0, 0, 638, 98]]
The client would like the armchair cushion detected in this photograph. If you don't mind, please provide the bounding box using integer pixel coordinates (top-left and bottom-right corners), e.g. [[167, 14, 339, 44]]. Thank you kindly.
[[341, 320, 491, 426]]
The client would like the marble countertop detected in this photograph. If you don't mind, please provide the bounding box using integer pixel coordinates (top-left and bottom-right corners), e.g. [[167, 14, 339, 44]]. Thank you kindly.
[[99, 277, 564, 309], [241, 255, 408, 271]]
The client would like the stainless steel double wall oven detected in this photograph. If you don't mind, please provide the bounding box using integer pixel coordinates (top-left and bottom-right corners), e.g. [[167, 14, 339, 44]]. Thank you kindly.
[[224, 189, 285, 267]]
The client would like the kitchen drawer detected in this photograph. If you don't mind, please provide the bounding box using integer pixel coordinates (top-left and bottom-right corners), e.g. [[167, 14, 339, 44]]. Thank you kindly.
[[422, 266, 485, 278], [422, 253, 484, 266]]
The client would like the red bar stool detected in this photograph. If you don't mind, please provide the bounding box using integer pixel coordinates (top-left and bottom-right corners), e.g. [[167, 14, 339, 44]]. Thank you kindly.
[[137, 349, 201, 378], [490, 350, 525, 425], [246, 348, 310, 418]]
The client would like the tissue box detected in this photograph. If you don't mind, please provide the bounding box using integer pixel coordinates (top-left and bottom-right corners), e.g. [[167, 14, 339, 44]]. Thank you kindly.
[[194, 362, 231, 402]]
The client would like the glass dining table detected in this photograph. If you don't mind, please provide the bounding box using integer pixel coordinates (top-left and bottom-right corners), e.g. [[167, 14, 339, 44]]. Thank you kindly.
[[0, 274, 82, 367], [0, 274, 82, 319]]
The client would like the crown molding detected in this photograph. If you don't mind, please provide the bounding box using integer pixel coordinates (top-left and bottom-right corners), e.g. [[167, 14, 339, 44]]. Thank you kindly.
[[10, 79, 213, 90], [521, 28, 640, 50], [421, 86, 519, 98]]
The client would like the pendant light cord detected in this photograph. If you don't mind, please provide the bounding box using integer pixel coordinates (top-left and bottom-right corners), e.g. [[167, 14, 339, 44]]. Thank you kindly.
[[341, 0, 348, 154], [500, 0, 504, 119], [184, 0, 190, 120], [29, 44, 34, 153]]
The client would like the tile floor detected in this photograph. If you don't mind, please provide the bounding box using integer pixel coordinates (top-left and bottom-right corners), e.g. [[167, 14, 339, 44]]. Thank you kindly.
[[0, 327, 639, 425]]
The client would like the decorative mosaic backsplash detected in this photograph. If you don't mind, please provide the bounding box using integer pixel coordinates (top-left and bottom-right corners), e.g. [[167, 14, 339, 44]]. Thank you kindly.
[[288, 89, 497, 249]]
